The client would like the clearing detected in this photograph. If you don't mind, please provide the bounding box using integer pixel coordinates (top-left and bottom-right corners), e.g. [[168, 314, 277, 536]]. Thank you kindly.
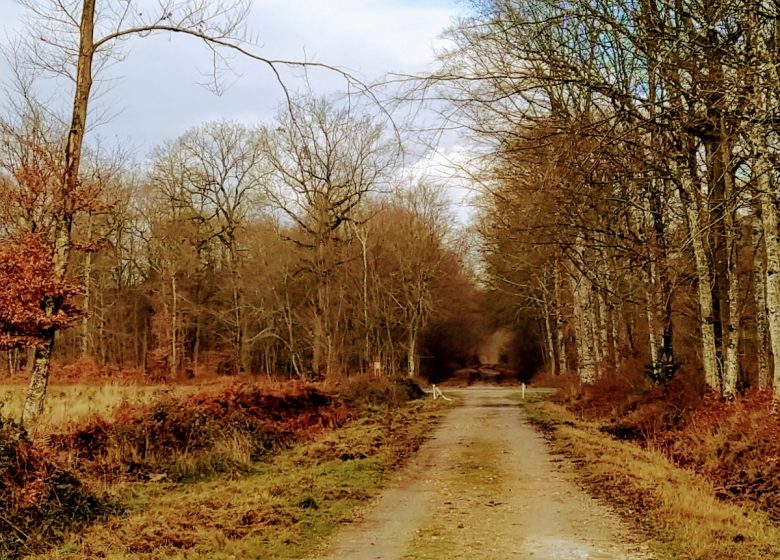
[[312, 386, 654, 560]]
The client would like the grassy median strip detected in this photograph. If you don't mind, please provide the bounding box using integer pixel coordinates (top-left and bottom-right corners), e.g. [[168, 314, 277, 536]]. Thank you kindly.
[[32, 399, 444, 560], [523, 398, 780, 560], [401, 440, 505, 560]]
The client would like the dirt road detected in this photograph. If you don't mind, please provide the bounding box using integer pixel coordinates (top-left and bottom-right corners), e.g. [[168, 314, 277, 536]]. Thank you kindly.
[[313, 387, 653, 560]]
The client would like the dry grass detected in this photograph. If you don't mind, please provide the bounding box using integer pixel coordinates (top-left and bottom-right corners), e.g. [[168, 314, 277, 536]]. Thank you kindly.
[[525, 399, 780, 560], [0, 385, 199, 430], [31, 399, 445, 560]]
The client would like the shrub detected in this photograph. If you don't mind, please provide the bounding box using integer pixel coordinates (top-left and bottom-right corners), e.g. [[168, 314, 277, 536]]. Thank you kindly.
[[0, 414, 115, 559], [661, 391, 780, 521], [329, 374, 425, 409], [53, 383, 353, 482], [558, 362, 780, 522]]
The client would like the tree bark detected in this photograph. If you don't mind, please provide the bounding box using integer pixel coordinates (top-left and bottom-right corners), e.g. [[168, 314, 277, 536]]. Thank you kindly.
[[24, 0, 96, 424], [678, 165, 720, 392], [571, 268, 597, 384], [542, 291, 556, 376], [22, 333, 55, 424], [753, 213, 771, 390], [759, 167, 780, 399]]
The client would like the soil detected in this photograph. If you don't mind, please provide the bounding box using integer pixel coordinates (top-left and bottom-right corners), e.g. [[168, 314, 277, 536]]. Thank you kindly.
[[312, 386, 654, 560]]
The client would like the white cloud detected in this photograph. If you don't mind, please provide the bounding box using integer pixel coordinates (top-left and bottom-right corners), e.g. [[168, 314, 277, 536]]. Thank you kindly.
[[0, 0, 458, 153]]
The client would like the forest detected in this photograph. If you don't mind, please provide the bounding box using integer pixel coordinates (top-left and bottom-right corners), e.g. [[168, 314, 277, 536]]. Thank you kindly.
[[2, 0, 780, 558], [435, 0, 780, 401], [1, 0, 780, 419]]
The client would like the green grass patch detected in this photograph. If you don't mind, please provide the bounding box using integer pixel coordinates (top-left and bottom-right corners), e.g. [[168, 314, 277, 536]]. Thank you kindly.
[[523, 399, 780, 560], [33, 399, 444, 560]]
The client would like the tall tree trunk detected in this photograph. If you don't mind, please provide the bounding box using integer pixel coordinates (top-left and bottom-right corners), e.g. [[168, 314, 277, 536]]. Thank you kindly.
[[753, 213, 771, 390], [80, 216, 93, 358], [407, 323, 418, 378], [596, 288, 609, 371], [758, 162, 780, 399], [721, 128, 740, 398], [170, 273, 178, 379], [571, 268, 597, 384], [542, 292, 556, 376], [678, 165, 720, 392], [553, 263, 567, 374], [24, 0, 96, 424]]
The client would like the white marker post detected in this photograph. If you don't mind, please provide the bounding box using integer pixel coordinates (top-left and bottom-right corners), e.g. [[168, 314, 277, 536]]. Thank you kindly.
[[521, 382, 526, 401]]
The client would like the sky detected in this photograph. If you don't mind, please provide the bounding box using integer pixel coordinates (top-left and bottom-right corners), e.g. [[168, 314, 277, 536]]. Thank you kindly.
[[0, 0, 459, 149], [0, 0, 476, 221]]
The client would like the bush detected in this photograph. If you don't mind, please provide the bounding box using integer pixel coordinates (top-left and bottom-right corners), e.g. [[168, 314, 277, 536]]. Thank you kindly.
[[558, 363, 780, 522], [329, 374, 425, 409], [661, 391, 780, 521], [53, 383, 353, 482], [0, 415, 115, 559]]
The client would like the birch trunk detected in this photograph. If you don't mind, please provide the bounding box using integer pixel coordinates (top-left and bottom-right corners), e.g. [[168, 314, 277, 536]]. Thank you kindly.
[[758, 164, 780, 398], [572, 270, 597, 384], [722, 242, 741, 398], [678, 165, 720, 392], [721, 130, 740, 398], [752, 213, 771, 390]]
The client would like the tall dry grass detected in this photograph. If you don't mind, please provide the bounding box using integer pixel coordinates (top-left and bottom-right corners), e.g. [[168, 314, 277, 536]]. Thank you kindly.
[[0, 385, 199, 430]]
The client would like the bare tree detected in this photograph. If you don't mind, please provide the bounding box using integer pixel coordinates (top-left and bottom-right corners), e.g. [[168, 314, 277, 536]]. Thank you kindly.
[[260, 95, 397, 377], [4, 0, 377, 423]]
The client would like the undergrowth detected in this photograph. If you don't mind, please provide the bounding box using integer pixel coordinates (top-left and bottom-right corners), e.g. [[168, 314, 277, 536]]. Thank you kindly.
[[0, 415, 117, 560], [1, 375, 429, 559], [541, 365, 780, 553], [35, 397, 443, 559], [51, 383, 353, 482]]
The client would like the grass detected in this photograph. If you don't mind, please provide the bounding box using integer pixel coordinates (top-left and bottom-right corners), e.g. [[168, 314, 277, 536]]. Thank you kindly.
[[31, 398, 444, 559], [401, 440, 505, 560], [0, 385, 199, 430], [523, 398, 780, 560]]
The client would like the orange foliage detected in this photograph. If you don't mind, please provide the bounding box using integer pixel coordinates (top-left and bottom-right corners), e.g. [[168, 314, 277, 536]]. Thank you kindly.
[[0, 233, 81, 349]]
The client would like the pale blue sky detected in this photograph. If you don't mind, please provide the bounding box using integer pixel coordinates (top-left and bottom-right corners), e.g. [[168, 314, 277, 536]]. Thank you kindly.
[[0, 0, 462, 154]]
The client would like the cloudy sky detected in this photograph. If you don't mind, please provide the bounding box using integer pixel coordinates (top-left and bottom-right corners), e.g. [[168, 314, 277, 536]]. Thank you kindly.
[[0, 0, 462, 153]]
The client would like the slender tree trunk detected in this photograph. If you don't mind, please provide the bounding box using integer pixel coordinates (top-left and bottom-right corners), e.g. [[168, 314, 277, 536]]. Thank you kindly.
[[596, 288, 609, 371], [678, 167, 720, 392], [553, 264, 567, 374], [542, 293, 556, 376], [80, 216, 93, 358], [721, 130, 740, 398], [753, 213, 771, 390], [170, 273, 178, 379], [407, 322, 418, 378], [24, 0, 96, 424]]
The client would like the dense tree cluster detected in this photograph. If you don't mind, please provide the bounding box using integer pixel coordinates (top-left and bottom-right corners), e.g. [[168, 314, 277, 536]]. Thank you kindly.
[[0, 1, 483, 424], [0, 104, 476, 382], [434, 0, 780, 399]]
